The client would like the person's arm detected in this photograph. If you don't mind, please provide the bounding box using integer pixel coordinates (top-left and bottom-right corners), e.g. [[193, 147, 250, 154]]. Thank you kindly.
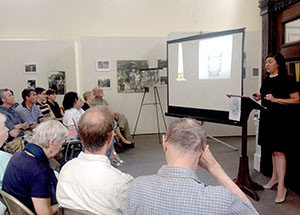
[[32, 198, 58, 215], [265, 92, 300, 105], [198, 146, 258, 214]]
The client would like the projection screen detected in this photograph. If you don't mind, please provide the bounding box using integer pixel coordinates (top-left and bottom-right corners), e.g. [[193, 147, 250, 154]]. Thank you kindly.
[[166, 28, 245, 125]]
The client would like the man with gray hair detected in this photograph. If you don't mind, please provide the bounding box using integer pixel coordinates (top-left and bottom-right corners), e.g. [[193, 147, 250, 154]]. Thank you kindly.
[[2, 120, 68, 215], [124, 118, 258, 215], [57, 106, 133, 215]]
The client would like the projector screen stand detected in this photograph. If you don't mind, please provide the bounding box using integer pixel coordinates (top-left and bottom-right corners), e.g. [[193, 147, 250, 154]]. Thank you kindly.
[[199, 121, 238, 151], [132, 86, 167, 144], [207, 134, 238, 151]]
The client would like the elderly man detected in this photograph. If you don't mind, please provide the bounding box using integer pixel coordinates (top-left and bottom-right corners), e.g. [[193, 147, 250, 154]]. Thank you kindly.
[[124, 118, 258, 215], [0, 89, 29, 153], [15, 88, 45, 130], [57, 106, 133, 215], [2, 120, 68, 215], [91, 87, 133, 148]]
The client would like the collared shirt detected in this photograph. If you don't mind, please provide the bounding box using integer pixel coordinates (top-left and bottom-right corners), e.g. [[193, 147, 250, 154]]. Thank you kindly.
[[0, 105, 25, 131], [124, 165, 256, 215], [90, 98, 109, 107], [57, 152, 134, 215], [15, 102, 43, 126]]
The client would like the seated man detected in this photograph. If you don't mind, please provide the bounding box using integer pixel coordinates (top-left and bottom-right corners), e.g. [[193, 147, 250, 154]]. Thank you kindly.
[[57, 106, 133, 215], [0, 89, 29, 153], [91, 87, 133, 147], [35, 87, 56, 120], [124, 118, 258, 215], [2, 120, 68, 215], [15, 88, 45, 130]]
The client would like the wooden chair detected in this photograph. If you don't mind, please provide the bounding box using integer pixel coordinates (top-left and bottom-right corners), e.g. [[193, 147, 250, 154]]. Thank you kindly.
[[0, 189, 34, 215], [58, 206, 96, 215]]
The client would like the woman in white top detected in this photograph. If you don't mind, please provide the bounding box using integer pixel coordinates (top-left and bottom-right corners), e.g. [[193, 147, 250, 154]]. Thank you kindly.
[[62, 92, 84, 131]]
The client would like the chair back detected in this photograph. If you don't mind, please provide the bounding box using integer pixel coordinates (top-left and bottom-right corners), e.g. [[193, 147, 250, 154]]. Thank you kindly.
[[59, 206, 96, 215], [0, 189, 34, 215]]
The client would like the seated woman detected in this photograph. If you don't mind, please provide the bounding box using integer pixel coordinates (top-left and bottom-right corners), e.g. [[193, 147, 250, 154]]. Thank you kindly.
[[62, 91, 84, 131], [2, 120, 68, 215], [0, 113, 13, 214], [46, 89, 64, 121]]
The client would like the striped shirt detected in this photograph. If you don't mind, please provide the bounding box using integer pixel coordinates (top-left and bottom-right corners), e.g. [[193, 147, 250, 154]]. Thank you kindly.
[[124, 165, 256, 215], [15, 102, 43, 126]]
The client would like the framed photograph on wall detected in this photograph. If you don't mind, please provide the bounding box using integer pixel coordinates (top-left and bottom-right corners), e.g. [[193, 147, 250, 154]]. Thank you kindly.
[[48, 71, 66, 95], [24, 63, 37, 73], [25, 79, 37, 89], [97, 77, 111, 89], [96, 60, 110, 71], [251, 67, 259, 78]]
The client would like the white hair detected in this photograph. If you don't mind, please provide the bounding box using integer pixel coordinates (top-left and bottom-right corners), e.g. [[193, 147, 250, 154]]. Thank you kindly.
[[30, 120, 68, 148], [0, 113, 6, 124]]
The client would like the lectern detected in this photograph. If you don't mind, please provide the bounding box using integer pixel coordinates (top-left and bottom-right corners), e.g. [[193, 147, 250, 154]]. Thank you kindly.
[[227, 95, 266, 201]]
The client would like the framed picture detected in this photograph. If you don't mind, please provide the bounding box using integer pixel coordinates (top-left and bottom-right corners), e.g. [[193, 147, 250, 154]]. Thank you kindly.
[[25, 79, 37, 89], [97, 77, 111, 89], [251, 67, 259, 78], [24, 63, 37, 73], [96, 60, 110, 71], [117, 60, 149, 93], [48, 71, 66, 95]]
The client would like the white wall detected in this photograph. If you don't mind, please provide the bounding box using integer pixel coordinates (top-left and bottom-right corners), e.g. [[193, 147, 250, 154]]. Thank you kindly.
[[0, 40, 77, 104], [81, 36, 168, 134], [0, 0, 262, 135]]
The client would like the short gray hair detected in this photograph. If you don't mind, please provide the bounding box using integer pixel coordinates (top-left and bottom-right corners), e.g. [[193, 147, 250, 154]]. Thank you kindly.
[[0, 88, 9, 105], [0, 113, 6, 124], [30, 120, 68, 148], [166, 118, 206, 152]]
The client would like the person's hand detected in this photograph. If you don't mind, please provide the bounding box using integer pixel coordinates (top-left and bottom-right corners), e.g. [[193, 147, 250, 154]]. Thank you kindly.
[[253, 93, 261, 101], [265, 94, 276, 102], [21, 122, 29, 130], [198, 145, 220, 172]]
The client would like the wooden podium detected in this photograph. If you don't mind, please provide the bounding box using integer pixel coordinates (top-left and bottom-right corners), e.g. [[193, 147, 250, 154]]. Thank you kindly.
[[227, 95, 266, 201]]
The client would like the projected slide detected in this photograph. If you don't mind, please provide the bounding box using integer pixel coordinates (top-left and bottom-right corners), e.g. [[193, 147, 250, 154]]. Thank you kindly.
[[167, 28, 244, 123], [199, 35, 233, 79]]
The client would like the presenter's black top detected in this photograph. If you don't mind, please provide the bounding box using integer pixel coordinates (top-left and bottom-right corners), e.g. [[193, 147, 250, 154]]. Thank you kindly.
[[258, 74, 298, 152]]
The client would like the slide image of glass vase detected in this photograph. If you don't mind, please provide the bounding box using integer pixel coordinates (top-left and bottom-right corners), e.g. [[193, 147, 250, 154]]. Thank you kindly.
[[207, 53, 223, 76]]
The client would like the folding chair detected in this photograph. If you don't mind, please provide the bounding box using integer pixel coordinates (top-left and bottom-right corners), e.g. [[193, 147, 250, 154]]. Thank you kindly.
[[58, 206, 96, 215], [0, 189, 34, 215]]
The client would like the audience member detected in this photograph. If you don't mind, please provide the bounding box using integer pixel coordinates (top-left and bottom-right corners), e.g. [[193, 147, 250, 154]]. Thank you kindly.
[[0, 113, 13, 214], [62, 91, 84, 131], [35, 87, 55, 120], [46, 89, 64, 121], [2, 120, 68, 214], [124, 118, 258, 215], [81, 91, 95, 111], [0, 89, 28, 141], [0, 89, 29, 153], [57, 106, 133, 215], [15, 88, 45, 130], [91, 87, 134, 148]]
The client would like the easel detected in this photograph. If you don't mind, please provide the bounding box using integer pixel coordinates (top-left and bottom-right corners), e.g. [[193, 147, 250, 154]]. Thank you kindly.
[[227, 95, 265, 201], [132, 86, 167, 144]]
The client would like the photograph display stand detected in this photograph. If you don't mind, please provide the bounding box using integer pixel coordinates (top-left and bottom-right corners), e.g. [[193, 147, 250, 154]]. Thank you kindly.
[[132, 86, 167, 144], [227, 95, 266, 201]]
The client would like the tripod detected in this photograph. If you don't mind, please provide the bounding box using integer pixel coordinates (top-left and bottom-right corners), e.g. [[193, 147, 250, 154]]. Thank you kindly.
[[132, 86, 167, 144]]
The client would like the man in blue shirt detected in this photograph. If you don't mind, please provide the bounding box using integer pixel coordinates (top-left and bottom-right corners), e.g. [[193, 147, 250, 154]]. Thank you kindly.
[[0, 89, 29, 142], [124, 118, 258, 215], [15, 88, 44, 130]]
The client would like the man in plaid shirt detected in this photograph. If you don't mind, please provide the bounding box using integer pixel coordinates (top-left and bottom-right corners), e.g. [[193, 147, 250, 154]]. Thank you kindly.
[[124, 118, 258, 215]]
